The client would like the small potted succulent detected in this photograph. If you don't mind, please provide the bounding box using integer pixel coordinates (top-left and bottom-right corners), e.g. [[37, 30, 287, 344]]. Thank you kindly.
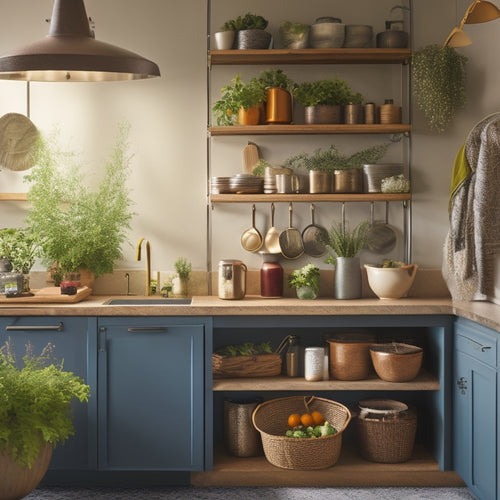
[[288, 263, 320, 299], [212, 74, 266, 126], [258, 69, 297, 124]]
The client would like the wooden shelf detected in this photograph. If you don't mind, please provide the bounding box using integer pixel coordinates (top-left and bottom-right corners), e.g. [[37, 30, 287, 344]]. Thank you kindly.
[[210, 193, 411, 203], [0, 193, 28, 201], [208, 123, 411, 136], [191, 445, 464, 487], [209, 48, 412, 66], [212, 370, 439, 392]]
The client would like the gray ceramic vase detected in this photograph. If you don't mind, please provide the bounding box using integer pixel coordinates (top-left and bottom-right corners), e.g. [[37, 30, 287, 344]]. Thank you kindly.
[[334, 256, 362, 299]]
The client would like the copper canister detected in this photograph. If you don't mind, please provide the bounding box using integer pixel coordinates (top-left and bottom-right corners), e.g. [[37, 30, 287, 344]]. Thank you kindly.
[[265, 88, 292, 124]]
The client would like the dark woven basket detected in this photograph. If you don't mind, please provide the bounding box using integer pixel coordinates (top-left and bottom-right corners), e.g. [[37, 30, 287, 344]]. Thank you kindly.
[[252, 396, 351, 470]]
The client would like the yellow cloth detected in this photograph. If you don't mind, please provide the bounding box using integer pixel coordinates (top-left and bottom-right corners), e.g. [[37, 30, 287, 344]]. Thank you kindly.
[[448, 142, 471, 213]]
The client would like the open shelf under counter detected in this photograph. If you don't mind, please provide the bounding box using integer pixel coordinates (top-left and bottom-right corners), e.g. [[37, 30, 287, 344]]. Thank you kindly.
[[210, 192, 411, 203], [209, 48, 412, 66], [212, 370, 439, 392], [208, 123, 411, 136], [191, 445, 464, 487]]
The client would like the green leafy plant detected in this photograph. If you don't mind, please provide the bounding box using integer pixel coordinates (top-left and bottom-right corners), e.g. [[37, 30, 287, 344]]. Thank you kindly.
[[258, 69, 297, 93], [288, 263, 320, 295], [221, 13, 268, 31], [324, 221, 369, 266], [252, 159, 271, 176], [174, 257, 192, 281], [215, 342, 272, 357], [294, 78, 363, 107], [411, 44, 467, 133], [24, 124, 135, 278], [280, 20, 309, 36], [212, 74, 266, 126], [0, 228, 42, 274], [0, 340, 90, 468], [283, 143, 390, 172]]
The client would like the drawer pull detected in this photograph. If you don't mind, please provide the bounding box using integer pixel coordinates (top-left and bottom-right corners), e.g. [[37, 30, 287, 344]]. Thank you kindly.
[[127, 327, 168, 332], [467, 338, 492, 352], [6, 322, 64, 332]]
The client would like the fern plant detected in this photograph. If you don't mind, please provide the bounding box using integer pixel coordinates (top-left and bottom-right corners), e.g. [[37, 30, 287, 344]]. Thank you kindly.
[[324, 221, 369, 266]]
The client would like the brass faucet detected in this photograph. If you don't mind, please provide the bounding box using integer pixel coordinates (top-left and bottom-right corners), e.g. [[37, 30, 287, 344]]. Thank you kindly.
[[135, 238, 151, 296]]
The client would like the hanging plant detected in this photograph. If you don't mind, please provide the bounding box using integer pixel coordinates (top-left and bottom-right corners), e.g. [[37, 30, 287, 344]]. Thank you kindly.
[[411, 44, 467, 133]]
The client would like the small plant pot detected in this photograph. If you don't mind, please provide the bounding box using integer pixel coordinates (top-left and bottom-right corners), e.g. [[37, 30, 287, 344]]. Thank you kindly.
[[304, 105, 342, 124], [237, 105, 262, 125], [212, 31, 235, 50], [279, 28, 309, 49], [237, 29, 272, 49], [344, 103, 364, 124], [265, 88, 292, 124], [296, 285, 318, 300], [333, 168, 362, 193], [309, 170, 333, 194]]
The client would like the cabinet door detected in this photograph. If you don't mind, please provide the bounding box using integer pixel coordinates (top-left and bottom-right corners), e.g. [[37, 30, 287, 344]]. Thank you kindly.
[[97, 318, 205, 471], [454, 320, 497, 500], [0, 316, 96, 470]]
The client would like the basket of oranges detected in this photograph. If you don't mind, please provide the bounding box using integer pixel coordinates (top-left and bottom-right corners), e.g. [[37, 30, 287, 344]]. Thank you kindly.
[[252, 395, 351, 470]]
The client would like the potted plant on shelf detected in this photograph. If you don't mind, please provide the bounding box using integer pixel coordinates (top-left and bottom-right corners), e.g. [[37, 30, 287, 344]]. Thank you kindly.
[[279, 20, 310, 49], [324, 220, 369, 299], [172, 257, 192, 297], [293, 77, 363, 124], [224, 13, 271, 50], [0, 340, 90, 499], [24, 124, 134, 289], [288, 263, 320, 299], [212, 74, 266, 126], [411, 44, 467, 133], [212, 19, 238, 50], [258, 69, 297, 124]]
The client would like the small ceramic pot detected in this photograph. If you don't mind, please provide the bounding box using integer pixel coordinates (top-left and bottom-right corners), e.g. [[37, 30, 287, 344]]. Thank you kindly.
[[212, 31, 235, 50]]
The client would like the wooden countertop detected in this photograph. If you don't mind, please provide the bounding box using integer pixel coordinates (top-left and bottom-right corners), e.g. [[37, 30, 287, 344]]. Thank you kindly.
[[0, 295, 499, 331]]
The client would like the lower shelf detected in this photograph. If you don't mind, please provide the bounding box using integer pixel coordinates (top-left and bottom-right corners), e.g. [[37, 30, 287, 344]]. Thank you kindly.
[[191, 445, 464, 487]]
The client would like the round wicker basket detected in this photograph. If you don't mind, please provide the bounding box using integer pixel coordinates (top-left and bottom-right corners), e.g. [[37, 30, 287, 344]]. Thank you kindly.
[[252, 396, 351, 470]]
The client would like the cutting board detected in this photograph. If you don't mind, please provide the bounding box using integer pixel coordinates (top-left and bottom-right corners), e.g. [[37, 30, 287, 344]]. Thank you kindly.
[[0, 286, 92, 303]]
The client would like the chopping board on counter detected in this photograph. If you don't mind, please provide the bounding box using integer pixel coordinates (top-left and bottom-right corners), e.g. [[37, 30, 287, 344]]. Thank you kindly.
[[0, 286, 92, 303]]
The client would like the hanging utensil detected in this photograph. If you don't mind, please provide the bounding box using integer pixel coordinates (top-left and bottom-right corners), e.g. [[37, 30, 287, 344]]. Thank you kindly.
[[365, 201, 397, 254], [301, 204, 329, 257], [264, 203, 282, 254], [241, 204, 263, 252], [279, 203, 304, 260]]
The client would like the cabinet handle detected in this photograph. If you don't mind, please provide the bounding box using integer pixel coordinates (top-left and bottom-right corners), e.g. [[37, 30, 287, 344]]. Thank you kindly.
[[6, 322, 64, 332], [127, 327, 168, 332], [467, 338, 492, 352]]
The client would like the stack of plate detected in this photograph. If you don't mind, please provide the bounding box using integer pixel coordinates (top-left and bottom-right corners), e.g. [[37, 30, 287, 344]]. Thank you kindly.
[[229, 174, 264, 194], [210, 176, 232, 194], [362, 164, 403, 193]]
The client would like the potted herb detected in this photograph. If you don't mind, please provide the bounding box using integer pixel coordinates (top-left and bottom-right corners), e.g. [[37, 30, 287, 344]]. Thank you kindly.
[[213, 19, 237, 50], [0, 340, 90, 499], [212, 74, 266, 126], [258, 69, 297, 124], [411, 44, 467, 133], [288, 263, 320, 299], [324, 221, 369, 299], [279, 20, 310, 49], [224, 13, 271, 50], [24, 124, 134, 288], [293, 78, 363, 124], [172, 257, 192, 297]]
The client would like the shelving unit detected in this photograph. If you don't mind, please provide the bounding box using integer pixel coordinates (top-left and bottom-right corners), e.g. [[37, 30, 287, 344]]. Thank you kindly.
[[0, 193, 28, 201]]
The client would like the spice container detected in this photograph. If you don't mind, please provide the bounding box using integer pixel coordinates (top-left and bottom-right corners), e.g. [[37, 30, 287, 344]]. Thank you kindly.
[[218, 259, 247, 300], [379, 99, 401, 124], [305, 347, 325, 381]]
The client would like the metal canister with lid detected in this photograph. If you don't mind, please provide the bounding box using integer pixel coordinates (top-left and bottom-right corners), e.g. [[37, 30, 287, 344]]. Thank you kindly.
[[218, 259, 247, 300]]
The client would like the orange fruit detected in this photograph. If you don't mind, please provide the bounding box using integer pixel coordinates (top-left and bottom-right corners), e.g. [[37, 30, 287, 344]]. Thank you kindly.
[[287, 413, 301, 428], [300, 413, 314, 427], [311, 410, 325, 426]]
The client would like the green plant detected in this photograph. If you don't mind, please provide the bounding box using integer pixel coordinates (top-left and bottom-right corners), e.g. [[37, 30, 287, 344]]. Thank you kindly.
[[294, 78, 363, 107], [0, 340, 90, 468], [258, 69, 297, 93], [174, 257, 192, 281], [24, 124, 134, 278], [288, 263, 320, 295], [324, 221, 369, 265], [212, 74, 266, 126], [221, 13, 268, 31], [252, 159, 271, 176], [280, 20, 309, 35], [0, 228, 42, 274], [283, 143, 390, 172], [411, 44, 467, 133]]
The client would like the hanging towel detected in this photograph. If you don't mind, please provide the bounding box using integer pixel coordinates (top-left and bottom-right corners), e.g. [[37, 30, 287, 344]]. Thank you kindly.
[[443, 113, 500, 301]]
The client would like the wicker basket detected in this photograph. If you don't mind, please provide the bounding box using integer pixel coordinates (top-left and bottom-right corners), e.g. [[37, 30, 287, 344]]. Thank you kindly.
[[356, 406, 417, 463], [212, 353, 281, 378], [252, 396, 351, 470]]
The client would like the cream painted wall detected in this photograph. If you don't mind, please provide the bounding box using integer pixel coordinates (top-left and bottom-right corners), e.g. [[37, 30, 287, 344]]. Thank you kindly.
[[0, 0, 498, 294]]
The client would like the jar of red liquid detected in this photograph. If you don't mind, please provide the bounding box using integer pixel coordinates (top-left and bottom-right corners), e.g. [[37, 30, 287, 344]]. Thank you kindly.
[[260, 252, 283, 298], [60, 273, 81, 295]]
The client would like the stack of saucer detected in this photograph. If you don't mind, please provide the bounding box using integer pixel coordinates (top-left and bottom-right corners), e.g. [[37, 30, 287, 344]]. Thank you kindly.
[[229, 174, 264, 194], [210, 176, 232, 194]]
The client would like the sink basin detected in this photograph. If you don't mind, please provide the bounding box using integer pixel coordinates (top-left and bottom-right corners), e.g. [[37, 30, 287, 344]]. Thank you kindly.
[[104, 298, 192, 305]]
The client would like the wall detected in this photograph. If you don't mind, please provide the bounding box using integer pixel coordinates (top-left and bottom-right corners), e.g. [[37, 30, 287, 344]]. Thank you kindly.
[[0, 0, 498, 298]]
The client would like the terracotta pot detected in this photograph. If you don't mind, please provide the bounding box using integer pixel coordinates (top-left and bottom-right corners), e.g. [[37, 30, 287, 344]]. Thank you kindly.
[[237, 105, 262, 125], [304, 104, 342, 124], [265, 88, 292, 124], [0, 442, 52, 500]]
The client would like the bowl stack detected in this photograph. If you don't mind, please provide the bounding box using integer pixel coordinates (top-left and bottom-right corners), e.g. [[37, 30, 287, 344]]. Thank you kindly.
[[210, 176, 232, 194], [229, 174, 264, 194]]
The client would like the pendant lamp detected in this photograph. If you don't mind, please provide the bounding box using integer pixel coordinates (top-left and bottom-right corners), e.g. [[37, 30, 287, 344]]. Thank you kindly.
[[0, 0, 160, 82], [443, 0, 500, 48]]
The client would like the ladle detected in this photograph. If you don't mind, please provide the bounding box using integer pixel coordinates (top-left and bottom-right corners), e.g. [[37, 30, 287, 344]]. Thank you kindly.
[[241, 204, 263, 252], [264, 203, 281, 254]]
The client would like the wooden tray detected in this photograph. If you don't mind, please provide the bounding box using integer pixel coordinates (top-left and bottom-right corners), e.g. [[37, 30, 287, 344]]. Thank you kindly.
[[0, 286, 92, 303]]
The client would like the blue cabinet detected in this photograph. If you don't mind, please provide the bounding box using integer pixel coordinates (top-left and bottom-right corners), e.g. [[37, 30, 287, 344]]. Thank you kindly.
[[454, 317, 498, 500], [0, 316, 97, 470], [97, 317, 207, 471]]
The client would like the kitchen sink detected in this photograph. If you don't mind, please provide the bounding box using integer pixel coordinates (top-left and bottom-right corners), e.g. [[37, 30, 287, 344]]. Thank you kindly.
[[104, 298, 192, 305]]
